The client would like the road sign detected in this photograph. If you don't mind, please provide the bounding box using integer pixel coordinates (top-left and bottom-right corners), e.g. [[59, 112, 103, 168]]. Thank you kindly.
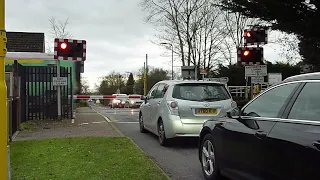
[[200, 69, 207, 75], [53, 77, 68, 86], [251, 76, 264, 84], [245, 65, 267, 77], [268, 73, 282, 84]]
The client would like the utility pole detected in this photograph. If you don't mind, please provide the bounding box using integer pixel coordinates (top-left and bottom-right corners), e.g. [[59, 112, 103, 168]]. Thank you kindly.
[[0, 0, 9, 179], [144, 54, 148, 96], [171, 45, 173, 80], [160, 42, 174, 80]]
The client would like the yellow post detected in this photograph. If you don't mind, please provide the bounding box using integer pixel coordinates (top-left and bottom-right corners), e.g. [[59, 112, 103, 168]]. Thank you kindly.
[[0, 0, 8, 179], [143, 62, 147, 96]]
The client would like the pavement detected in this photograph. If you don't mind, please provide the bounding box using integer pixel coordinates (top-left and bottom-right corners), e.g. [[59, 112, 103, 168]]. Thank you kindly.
[[13, 107, 122, 141], [90, 104, 207, 180]]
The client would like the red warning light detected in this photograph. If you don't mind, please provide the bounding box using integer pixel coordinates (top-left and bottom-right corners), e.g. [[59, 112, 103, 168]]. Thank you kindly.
[[245, 32, 251, 37], [243, 50, 250, 56], [60, 42, 67, 49]]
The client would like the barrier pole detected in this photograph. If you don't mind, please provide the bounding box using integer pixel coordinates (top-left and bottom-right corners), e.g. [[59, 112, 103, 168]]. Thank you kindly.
[[143, 62, 147, 96], [0, 0, 9, 179]]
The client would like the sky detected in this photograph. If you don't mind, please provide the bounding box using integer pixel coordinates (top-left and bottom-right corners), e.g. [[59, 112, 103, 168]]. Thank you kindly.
[[5, 0, 293, 90]]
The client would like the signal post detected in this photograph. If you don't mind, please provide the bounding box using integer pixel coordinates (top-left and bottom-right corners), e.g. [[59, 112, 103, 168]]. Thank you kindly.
[[54, 38, 86, 119], [237, 28, 268, 99], [0, 0, 9, 179]]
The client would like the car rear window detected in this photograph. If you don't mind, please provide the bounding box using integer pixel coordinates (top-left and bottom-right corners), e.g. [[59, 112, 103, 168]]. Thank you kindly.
[[172, 83, 231, 102]]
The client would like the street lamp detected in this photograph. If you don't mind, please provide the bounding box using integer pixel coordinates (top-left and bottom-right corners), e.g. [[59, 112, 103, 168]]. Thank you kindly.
[[160, 42, 174, 80]]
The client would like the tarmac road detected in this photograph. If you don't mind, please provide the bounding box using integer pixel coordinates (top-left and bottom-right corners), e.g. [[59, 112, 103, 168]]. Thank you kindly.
[[91, 105, 206, 180]]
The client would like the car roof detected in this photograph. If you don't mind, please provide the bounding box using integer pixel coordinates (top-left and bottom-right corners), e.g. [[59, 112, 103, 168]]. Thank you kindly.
[[282, 72, 320, 83], [157, 80, 225, 86]]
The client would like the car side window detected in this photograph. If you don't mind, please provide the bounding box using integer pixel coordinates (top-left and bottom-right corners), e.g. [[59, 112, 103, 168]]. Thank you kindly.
[[154, 84, 169, 99], [148, 84, 159, 99], [242, 83, 298, 118], [288, 82, 320, 121]]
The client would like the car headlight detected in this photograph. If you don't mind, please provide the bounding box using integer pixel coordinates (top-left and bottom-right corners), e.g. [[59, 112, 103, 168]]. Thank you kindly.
[[130, 101, 134, 104], [121, 101, 125, 104]]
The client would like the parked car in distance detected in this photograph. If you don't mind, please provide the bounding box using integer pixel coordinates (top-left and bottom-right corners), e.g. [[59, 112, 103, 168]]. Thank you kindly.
[[139, 80, 236, 146], [110, 94, 129, 108], [128, 94, 143, 108], [198, 72, 320, 180]]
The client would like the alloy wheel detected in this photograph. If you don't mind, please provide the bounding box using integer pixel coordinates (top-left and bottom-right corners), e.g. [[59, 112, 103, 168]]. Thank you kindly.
[[158, 123, 165, 143], [202, 140, 215, 176]]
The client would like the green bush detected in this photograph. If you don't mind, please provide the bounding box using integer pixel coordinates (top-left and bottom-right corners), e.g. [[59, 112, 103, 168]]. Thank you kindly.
[[75, 100, 89, 108]]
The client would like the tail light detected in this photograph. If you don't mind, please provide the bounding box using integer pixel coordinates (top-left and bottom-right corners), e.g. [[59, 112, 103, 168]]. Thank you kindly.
[[167, 101, 179, 116]]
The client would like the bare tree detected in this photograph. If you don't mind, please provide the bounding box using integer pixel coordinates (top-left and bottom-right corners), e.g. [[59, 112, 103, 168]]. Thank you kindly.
[[49, 17, 72, 39], [269, 31, 301, 64], [141, 0, 226, 70], [219, 10, 263, 65], [81, 77, 90, 94], [46, 17, 72, 53]]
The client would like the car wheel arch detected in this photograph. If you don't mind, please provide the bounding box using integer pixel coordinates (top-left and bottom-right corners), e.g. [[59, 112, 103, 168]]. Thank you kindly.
[[199, 127, 212, 161], [200, 127, 212, 143], [157, 116, 163, 126]]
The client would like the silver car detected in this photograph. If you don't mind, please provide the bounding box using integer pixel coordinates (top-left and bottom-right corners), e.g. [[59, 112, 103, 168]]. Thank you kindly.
[[139, 80, 236, 146]]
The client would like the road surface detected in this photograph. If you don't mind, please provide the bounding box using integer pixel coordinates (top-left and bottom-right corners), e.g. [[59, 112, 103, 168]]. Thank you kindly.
[[91, 105, 206, 180]]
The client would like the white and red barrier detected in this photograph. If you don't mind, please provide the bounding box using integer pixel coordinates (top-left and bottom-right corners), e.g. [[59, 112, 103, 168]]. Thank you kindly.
[[72, 95, 141, 99]]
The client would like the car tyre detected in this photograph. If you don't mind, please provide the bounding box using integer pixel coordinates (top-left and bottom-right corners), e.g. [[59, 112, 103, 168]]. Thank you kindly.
[[200, 134, 222, 180], [158, 120, 169, 146], [139, 114, 147, 133]]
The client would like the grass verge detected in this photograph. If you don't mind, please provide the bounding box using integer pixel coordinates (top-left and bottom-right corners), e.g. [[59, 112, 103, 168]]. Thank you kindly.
[[19, 120, 39, 131], [11, 137, 168, 180]]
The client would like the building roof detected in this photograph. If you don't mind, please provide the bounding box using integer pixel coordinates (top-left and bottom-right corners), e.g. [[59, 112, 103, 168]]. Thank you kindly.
[[6, 31, 45, 53], [5, 52, 54, 60]]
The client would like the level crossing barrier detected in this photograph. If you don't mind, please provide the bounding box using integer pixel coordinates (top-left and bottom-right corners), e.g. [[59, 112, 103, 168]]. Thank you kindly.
[[71, 95, 142, 99]]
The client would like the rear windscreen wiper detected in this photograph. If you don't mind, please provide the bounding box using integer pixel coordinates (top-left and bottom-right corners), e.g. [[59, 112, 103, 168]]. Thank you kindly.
[[203, 97, 220, 101]]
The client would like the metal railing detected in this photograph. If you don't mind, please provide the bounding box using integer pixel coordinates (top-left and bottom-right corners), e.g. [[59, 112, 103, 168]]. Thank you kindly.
[[228, 86, 250, 98]]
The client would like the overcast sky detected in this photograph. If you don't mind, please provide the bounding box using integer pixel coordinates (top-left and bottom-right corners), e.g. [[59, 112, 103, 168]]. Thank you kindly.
[[6, 0, 290, 89]]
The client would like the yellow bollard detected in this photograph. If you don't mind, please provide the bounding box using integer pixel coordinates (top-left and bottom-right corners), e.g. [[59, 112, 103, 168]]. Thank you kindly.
[[0, 0, 9, 179]]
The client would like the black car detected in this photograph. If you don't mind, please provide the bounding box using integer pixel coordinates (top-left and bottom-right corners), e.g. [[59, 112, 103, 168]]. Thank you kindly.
[[198, 72, 320, 180]]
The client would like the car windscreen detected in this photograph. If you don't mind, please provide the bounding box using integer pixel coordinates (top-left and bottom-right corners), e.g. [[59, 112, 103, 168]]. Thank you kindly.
[[172, 83, 231, 102]]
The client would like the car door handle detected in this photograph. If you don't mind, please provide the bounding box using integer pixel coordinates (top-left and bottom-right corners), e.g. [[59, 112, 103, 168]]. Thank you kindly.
[[312, 141, 320, 149], [255, 131, 267, 139]]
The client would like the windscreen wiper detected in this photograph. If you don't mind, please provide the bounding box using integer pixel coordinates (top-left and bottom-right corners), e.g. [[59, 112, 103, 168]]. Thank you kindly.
[[203, 97, 220, 101]]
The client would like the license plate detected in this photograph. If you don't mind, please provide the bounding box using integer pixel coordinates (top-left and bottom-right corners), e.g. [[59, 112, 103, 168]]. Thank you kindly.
[[195, 108, 217, 115]]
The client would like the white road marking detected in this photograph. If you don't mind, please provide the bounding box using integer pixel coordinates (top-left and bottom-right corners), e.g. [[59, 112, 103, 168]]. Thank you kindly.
[[71, 119, 74, 123], [91, 108, 111, 122], [113, 122, 139, 124], [92, 121, 106, 124], [79, 123, 89, 126]]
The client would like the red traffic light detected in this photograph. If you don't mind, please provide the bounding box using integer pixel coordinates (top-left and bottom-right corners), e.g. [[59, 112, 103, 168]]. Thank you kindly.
[[244, 29, 267, 46], [245, 32, 251, 37], [243, 50, 250, 56], [60, 42, 67, 49], [54, 38, 87, 61], [237, 47, 263, 65]]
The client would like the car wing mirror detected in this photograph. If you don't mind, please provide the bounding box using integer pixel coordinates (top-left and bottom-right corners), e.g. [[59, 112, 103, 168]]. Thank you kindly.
[[226, 107, 241, 120]]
